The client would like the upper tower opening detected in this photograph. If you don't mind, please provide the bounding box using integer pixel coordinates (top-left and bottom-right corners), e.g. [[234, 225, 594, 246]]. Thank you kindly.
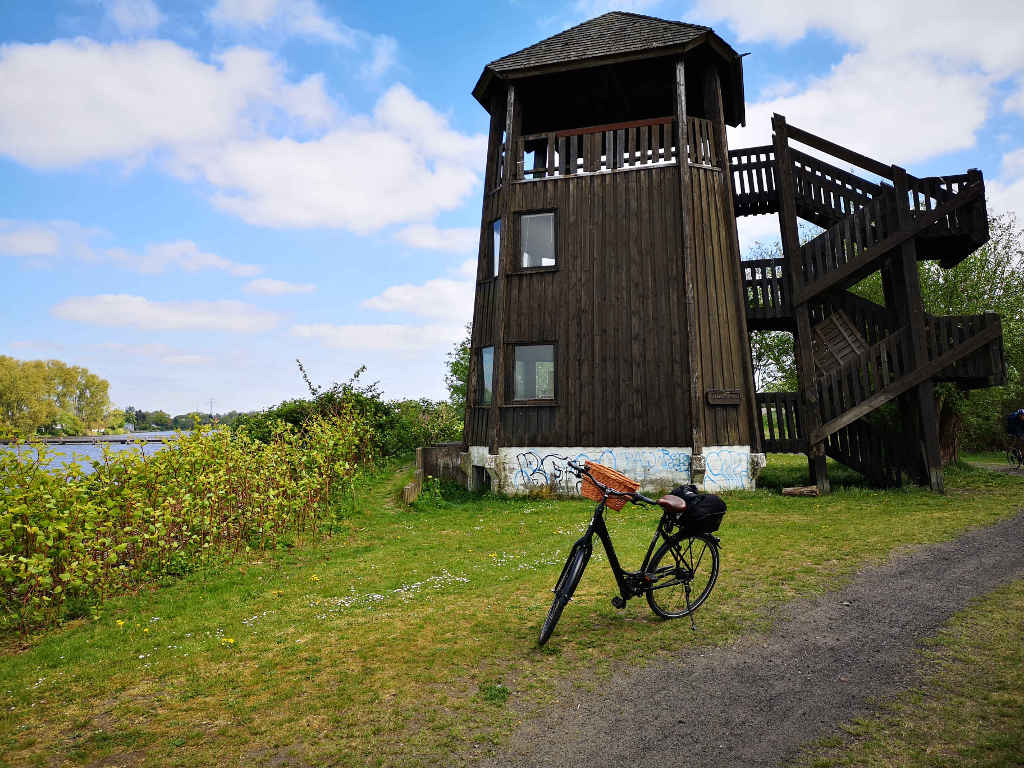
[[472, 11, 745, 130]]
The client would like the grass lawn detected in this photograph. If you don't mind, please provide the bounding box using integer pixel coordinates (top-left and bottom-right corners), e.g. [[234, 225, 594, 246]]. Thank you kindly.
[[793, 578, 1024, 767], [1, 455, 1022, 767]]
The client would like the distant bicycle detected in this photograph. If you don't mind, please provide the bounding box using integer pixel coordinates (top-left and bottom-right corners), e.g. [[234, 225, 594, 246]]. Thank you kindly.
[[1008, 439, 1024, 470], [538, 458, 726, 646]]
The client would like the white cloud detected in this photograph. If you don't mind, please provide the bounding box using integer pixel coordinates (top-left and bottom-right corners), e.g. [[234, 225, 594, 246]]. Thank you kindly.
[[700, 0, 1024, 168], [108, 240, 261, 276], [99, 342, 212, 366], [244, 277, 316, 294], [395, 224, 478, 254], [184, 84, 485, 231], [987, 148, 1024, 218], [1, 220, 261, 277], [291, 322, 463, 353], [208, 0, 355, 45], [362, 34, 398, 79], [0, 38, 481, 234], [0, 222, 59, 256], [361, 277, 473, 322], [695, 0, 1024, 75], [53, 295, 280, 332], [728, 50, 990, 166], [0, 39, 333, 169], [107, 0, 165, 35]]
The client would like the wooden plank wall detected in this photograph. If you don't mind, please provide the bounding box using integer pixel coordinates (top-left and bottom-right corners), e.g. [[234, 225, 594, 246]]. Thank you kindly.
[[470, 165, 692, 448], [688, 161, 752, 446]]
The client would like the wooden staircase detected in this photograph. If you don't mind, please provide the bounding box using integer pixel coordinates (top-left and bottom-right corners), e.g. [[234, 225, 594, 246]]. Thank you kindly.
[[733, 116, 1004, 491]]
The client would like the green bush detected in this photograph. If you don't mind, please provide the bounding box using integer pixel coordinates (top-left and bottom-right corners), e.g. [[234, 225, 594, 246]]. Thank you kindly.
[[0, 410, 370, 632], [234, 364, 462, 455]]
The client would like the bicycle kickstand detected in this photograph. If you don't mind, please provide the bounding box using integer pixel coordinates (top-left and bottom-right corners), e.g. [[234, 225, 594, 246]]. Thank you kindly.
[[684, 583, 696, 631]]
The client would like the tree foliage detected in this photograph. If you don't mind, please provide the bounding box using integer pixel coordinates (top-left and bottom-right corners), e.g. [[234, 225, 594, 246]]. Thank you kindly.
[[0, 357, 112, 436], [233, 361, 461, 455], [445, 323, 471, 420]]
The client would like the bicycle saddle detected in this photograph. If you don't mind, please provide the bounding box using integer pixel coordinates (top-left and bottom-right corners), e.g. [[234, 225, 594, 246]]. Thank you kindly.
[[656, 494, 686, 513]]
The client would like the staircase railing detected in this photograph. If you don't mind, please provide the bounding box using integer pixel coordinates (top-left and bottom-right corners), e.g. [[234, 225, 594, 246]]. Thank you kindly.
[[756, 391, 803, 453], [729, 145, 777, 216], [742, 257, 788, 324]]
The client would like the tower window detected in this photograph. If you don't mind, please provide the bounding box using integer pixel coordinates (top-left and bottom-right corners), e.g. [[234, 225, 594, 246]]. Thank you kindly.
[[513, 344, 555, 401], [480, 346, 494, 404], [492, 220, 501, 277], [520, 212, 556, 269]]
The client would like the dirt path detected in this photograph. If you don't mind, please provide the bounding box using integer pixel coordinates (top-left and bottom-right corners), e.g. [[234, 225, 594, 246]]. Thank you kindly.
[[473, 511, 1024, 768]]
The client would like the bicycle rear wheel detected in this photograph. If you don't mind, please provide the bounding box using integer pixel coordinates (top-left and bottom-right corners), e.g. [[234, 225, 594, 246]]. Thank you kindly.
[[645, 534, 719, 619], [538, 544, 590, 645]]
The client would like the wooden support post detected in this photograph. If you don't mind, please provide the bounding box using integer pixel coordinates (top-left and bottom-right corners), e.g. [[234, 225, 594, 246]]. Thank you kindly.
[[464, 93, 506, 451], [675, 59, 704, 455], [773, 114, 829, 494], [891, 165, 944, 493], [705, 64, 761, 453], [489, 84, 519, 454]]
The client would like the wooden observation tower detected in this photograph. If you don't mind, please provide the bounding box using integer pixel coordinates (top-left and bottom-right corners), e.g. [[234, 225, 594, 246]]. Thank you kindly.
[[461, 12, 1004, 495]]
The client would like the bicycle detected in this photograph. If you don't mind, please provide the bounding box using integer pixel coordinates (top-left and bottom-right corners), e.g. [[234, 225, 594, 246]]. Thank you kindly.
[[1007, 437, 1024, 470], [538, 458, 723, 646]]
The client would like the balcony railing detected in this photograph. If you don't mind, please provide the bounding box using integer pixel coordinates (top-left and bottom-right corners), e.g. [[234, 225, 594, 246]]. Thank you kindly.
[[513, 116, 721, 181]]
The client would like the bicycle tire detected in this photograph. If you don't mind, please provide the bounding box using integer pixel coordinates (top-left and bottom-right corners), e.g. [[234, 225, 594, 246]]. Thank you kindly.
[[645, 534, 719, 619], [538, 545, 590, 645], [1008, 447, 1023, 470]]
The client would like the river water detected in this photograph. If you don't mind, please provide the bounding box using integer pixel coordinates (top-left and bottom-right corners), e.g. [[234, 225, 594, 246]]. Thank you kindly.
[[1, 431, 177, 472]]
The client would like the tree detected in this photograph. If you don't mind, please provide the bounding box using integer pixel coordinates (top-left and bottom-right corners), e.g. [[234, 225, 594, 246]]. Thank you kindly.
[[445, 323, 471, 418], [751, 331, 798, 392], [0, 356, 55, 435], [148, 410, 173, 430]]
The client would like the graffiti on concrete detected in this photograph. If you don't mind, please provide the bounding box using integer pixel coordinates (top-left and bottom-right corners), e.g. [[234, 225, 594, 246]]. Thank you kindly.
[[703, 447, 750, 491], [507, 447, 692, 492], [512, 451, 567, 490]]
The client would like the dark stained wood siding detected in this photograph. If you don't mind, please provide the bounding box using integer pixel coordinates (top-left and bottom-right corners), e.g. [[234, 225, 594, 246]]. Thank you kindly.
[[687, 161, 753, 445], [483, 165, 693, 447]]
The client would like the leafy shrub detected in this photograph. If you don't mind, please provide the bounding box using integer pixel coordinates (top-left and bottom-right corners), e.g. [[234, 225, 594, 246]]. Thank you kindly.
[[0, 410, 369, 632], [234, 363, 462, 455]]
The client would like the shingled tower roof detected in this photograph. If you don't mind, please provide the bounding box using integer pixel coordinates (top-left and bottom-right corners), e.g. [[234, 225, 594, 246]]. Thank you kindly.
[[473, 11, 745, 125]]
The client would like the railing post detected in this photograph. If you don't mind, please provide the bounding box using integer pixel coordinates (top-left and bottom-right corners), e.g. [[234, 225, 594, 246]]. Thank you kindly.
[[889, 164, 944, 492], [773, 113, 829, 493]]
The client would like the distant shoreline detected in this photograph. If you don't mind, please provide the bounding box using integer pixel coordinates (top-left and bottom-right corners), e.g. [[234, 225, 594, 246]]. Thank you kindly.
[[0, 431, 176, 446]]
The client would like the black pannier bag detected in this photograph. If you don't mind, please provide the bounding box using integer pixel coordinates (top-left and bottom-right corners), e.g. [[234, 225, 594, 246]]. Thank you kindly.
[[669, 485, 726, 533]]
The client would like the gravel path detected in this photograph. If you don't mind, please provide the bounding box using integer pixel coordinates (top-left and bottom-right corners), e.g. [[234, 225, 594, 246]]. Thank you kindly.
[[474, 511, 1024, 768]]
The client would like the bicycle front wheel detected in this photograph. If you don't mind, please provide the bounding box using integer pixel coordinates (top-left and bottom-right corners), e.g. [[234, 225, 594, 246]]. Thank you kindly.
[[538, 545, 590, 645], [645, 534, 719, 619], [1008, 447, 1023, 470]]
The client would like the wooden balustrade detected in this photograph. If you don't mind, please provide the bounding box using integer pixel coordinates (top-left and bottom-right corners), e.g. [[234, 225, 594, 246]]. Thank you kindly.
[[729, 145, 776, 216], [517, 116, 677, 180], [756, 391, 803, 453], [742, 257, 787, 323]]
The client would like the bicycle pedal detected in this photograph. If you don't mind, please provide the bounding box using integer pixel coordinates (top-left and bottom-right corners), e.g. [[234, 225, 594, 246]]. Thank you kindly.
[[611, 596, 626, 610]]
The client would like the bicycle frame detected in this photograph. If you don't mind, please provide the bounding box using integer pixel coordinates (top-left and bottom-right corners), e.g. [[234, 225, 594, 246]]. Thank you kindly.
[[558, 494, 673, 603]]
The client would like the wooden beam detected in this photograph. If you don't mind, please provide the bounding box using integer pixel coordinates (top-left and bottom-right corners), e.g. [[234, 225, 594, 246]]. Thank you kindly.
[[489, 83, 519, 452], [773, 114, 828, 493], [808, 322, 1002, 444], [705, 63, 761, 452], [784, 121, 894, 180], [675, 58, 704, 454]]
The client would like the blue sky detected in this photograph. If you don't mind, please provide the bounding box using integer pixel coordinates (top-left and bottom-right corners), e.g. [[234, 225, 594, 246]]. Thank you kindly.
[[2, 0, 1022, 415]]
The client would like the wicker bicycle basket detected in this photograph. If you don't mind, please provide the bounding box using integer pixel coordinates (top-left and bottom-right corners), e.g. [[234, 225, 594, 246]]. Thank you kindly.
[[580, 461, 640, 511]]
